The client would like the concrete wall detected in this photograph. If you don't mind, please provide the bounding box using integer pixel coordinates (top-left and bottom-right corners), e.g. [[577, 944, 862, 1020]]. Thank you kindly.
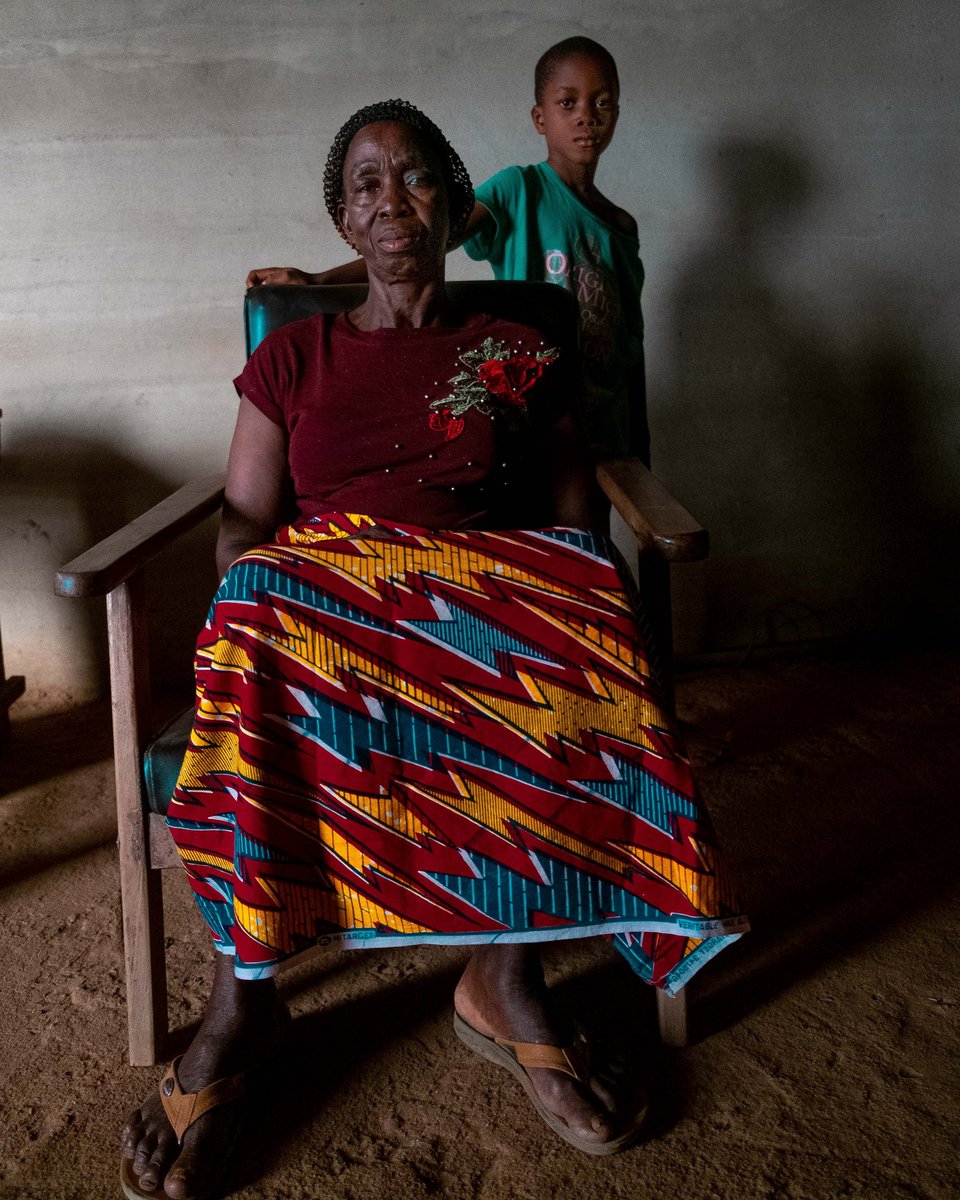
[[2, 0, 957, 710]]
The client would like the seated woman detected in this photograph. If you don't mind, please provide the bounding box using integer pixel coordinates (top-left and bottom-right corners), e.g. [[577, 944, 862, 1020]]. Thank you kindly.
[[121, 100, 745, 1199]]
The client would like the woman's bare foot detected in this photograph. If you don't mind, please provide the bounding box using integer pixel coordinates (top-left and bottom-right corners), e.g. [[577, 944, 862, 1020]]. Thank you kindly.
[[120, 956, 281, 1198], [454, 944, 643, 1150]]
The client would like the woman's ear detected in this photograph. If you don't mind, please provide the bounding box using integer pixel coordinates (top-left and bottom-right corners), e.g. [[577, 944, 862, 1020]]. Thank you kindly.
[[336, 202, 354, 247], [531, 104, 545, 136]]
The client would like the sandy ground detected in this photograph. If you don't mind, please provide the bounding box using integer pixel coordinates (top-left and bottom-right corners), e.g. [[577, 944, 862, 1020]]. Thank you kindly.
[[1, 645, 958, 1200]]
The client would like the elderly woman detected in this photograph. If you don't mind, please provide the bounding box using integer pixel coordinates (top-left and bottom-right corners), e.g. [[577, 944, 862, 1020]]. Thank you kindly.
[[121, 101, 744, 1198]]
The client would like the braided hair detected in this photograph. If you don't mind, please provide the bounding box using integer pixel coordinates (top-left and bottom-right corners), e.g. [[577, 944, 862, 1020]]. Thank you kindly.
[[323, 99, 474, 246]]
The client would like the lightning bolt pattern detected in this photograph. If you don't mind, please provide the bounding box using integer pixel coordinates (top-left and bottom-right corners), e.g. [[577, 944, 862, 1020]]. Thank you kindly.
[[168, 515, 746, 990]]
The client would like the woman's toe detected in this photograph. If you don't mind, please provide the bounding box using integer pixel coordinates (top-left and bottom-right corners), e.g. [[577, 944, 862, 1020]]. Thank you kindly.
[[138, 1156, 167, 1191], [163, 1146, 209, 1200], [136, 1162, 161, 1193], [121, 1111, 146, 1154], [133, 1132, 159, 1174], [579, 1104, 617, 1141], [588, 1074, 621, 1117], [538, 1073, 612, 1138]]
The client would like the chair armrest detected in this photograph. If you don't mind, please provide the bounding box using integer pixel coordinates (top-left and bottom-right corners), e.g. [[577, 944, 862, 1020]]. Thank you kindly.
[[597, 458, 708, 563], [54, 460, 702, 596], [55, 473, 226, 599]]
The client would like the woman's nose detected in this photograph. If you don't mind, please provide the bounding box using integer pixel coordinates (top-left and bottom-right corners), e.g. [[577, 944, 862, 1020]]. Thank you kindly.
[[379, 176, 411, 215]]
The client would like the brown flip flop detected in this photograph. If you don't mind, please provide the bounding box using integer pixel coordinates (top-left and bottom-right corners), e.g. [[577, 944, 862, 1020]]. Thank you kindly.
[[119, 1055, 246, 1200], [453, 1011, 648, 1156]]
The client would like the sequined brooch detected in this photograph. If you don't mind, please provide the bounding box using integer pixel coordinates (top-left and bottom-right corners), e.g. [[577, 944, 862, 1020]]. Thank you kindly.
[[428, 338, 559, 441]]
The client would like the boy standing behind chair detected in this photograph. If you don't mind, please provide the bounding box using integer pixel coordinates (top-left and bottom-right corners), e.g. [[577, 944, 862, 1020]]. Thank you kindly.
[[247, 37, 648, 463], [464, 38, 648, 463]]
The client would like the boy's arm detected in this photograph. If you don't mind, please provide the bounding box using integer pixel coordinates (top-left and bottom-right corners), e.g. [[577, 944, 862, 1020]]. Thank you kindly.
[[245, 260, 367, 288], [244, 202, 493, 289], [448, 200, 493, 251]]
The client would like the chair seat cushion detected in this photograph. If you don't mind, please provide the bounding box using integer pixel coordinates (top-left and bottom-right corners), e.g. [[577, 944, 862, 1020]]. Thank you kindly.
[[143, 706, 194, 815]]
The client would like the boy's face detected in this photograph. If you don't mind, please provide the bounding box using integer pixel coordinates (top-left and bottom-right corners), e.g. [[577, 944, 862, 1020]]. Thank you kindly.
[[532, 52, 619, 169]]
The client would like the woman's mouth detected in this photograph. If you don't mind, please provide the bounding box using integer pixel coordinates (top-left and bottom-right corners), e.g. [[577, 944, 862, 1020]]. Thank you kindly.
[[379, 230, 418, 251]]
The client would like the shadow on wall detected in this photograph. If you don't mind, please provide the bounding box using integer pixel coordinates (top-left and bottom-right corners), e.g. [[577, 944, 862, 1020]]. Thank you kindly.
[[660, 132, 959, 652], [3, 436, 218, 705]]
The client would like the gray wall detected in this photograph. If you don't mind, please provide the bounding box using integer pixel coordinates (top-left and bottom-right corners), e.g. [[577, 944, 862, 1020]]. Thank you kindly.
[[2, 0, 957, 708]]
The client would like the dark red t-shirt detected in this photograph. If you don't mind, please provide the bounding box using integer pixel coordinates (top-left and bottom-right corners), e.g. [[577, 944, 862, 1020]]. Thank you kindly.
[[233, 310, 567, 529]]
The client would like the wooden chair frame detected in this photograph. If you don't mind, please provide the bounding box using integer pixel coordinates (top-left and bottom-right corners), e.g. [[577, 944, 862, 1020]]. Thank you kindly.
[[56, 291, 705, 1066], [0, 411, 27, 740]]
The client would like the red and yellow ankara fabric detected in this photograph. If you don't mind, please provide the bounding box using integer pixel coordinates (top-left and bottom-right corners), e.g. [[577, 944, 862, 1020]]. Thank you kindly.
[[167, 515, 747, 993]]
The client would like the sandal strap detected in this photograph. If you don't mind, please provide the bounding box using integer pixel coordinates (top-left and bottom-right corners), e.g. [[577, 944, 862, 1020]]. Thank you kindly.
[[494, 1034, 588, 1082], [159, 1055, 246, 1144]]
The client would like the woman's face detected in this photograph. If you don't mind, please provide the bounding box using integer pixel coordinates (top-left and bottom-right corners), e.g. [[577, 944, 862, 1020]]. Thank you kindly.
[[337, 121, 450, 283]]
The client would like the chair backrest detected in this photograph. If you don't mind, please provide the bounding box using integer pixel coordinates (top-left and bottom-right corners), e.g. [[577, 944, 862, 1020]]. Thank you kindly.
[[244, 280, 578, 359]]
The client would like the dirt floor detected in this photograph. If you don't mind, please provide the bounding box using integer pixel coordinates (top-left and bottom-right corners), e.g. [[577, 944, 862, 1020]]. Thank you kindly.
[[1, 644, 958, 1200]]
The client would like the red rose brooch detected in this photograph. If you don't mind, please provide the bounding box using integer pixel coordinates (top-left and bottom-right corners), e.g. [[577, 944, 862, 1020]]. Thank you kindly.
[[428, 338, 558, 441]]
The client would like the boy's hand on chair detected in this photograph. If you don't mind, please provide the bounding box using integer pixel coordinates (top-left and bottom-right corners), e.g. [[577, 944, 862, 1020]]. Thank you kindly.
[[245, 266, 314, 289]]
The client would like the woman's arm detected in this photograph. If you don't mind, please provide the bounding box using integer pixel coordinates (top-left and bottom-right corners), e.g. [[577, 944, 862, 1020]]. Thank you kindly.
[[243, 202, 493, 289], [546, 410, 604, 531], [216, 396, 289, 577]]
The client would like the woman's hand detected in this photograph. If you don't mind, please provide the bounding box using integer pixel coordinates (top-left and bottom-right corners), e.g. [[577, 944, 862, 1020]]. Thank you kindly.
[[548, 411, 604, 530]]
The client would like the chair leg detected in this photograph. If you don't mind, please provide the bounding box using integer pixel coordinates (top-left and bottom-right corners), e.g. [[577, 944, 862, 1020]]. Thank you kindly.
[[108, 580, 168, 1066], [0, 637, 26, 744], [118, 844, 168, 1066], [635, 550, 675, 710], [657, 987, 689, 1047]]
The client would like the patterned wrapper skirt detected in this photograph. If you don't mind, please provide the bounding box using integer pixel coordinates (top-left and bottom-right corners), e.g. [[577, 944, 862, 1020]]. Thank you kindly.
[[167, 514, 747, 994]]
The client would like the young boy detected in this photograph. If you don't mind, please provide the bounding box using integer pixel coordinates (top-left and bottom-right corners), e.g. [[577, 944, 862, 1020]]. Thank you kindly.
[[247, 37, 648, 462]]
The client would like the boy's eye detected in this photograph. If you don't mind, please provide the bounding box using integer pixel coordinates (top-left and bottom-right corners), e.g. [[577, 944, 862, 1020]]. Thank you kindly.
[[559, 98, 575, 108]]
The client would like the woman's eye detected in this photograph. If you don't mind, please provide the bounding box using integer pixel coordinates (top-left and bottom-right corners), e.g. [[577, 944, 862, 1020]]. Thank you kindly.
[[405, 173, 433, 188]]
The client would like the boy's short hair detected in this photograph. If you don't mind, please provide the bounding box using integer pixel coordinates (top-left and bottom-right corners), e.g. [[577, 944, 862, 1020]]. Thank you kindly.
[[534, 37, 619, 103]]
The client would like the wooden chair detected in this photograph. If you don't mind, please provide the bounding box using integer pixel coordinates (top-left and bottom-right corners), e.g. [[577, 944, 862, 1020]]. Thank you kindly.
[[0, 410, 27, 741], [56, 281, 706, 1066]]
